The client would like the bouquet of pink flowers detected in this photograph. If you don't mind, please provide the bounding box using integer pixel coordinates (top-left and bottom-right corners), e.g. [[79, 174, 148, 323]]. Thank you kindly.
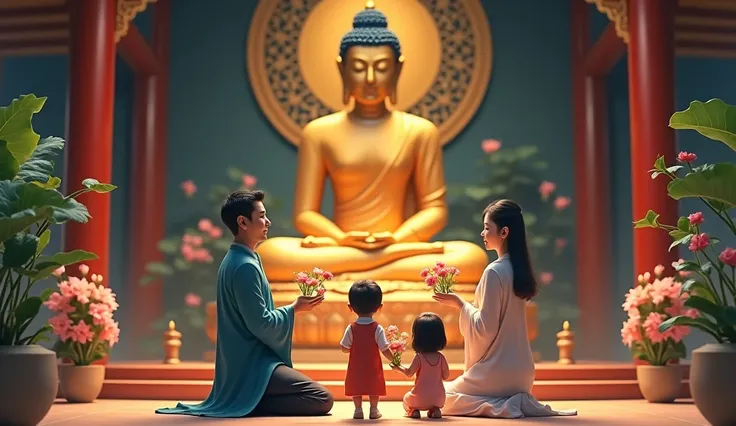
[[44, 264, 121, 365], [620, 265, 698, 365], [385, 324, 409, 366], [294, 267, 333, 297], [420, 261, 460, 294]]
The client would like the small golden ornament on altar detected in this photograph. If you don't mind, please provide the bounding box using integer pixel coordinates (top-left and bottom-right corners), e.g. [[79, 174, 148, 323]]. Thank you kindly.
[[556, 321, 575, 365], [163, 320, 182, 364]]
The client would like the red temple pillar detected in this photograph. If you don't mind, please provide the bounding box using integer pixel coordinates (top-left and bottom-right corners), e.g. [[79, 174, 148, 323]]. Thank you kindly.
[[571, 0, 613, 360], [64, 0, 117, 284], [129, 0, 170, 352], [627, 0, 678, 278]]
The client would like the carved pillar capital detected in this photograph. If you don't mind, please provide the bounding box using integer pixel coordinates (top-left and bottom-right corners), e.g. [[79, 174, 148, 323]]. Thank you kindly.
[[116, 0, 158, 42], [584, 0, 629, 43]]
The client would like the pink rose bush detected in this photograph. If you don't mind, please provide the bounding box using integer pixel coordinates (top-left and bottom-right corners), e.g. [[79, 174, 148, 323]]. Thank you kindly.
[[294, 267, 333, 297], [420, 261, 459, 294], [634, 98, 736, 344], [621, 265, 697, 365], [385, 325, 409, 366], [45, 265, 120, 365]]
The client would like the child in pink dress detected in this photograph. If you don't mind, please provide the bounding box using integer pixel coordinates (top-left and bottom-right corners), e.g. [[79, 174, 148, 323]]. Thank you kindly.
[[391, 312, 450, 419]]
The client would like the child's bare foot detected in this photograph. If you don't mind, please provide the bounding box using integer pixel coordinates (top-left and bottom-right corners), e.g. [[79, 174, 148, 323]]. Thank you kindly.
[[407, 409, 420, 418], [369, 408, 382, 419], [428, 407, 442, 418], [353, 408, 364, 419]]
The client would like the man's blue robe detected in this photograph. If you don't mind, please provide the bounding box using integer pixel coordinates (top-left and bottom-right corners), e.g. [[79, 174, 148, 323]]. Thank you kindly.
[[155, 243, 295, 417]]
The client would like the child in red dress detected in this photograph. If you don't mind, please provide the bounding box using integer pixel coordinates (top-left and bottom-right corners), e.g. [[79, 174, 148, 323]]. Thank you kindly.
[[391, 312, 450, 419], [340, 280, 394, 419]]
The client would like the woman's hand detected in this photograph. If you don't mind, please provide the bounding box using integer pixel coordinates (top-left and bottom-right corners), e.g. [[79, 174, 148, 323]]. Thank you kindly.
[[432, 292, 465, 310]]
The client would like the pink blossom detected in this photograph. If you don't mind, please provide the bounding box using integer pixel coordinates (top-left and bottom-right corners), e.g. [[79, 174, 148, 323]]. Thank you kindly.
[[183, 234, 203, 247], [622, 284, 651, 313], [99, 321, 120, 346], [672, 258, 692, 277], [52, 266, 65, 277], [312, 267, 324, 276], [435, 261, 446, 268], [539, 272, 553, 285], [389, 341, 406, 352], [677, 151, 697, 163], [78, 264, 89, 276], [449, 266, 460, 275], [181, 180, 197, 196], [437, 268, 448, 278], [688, 212, 704, 226], [554, 196, 571, 210], [185, 292, 202, 307], [321, 270, 334, 280], [316, 287, 326, 296], [420, 268, 429, 278], [242, 174, 258, 188], [295, 272, 309, 284], [425, 275, 438, 287], [181, 244, 195, 262], [643, 312, 665, 344], [555, 238, 567, 250], [719, 247, 736, 267], [688, 233, 710, 252], [88, 302, 114, 326], [539, 181, 556, 200], [48, 314, 73, 340], [481, 139, 501, 153], [649, 277, 680, 305], [621, 317, 641, 348], [198, 218, 213, 232], [654, 264, 665, 277], [68, 321, 95, 344], [67, 276, 93, 304], [44, 292, 74, 313], [306, 278, 319, 287], [386, 325, 399, 340], [209, 226, 223, 239]]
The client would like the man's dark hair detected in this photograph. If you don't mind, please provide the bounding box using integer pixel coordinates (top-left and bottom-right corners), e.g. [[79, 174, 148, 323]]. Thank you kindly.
[[411, 312, 447, 353], [220, 190, 265, 236], [348, 279, 383, 316]]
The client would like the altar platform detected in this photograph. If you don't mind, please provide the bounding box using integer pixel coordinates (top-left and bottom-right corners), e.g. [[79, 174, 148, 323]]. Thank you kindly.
[[92, 350, 691, 401]]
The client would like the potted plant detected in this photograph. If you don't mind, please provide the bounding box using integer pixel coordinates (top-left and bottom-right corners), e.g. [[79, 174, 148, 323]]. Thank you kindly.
[[621, 265, 694, 402], [0, 94, 115, 424], [634, 98, 736, 425], [45, 264, 120, 402]]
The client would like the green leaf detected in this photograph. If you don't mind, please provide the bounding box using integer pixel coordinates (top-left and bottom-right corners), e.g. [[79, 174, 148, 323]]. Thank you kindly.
[[139, 274, 157, 287], [667, 163, 736, 207], [36, 229, 50, 256], [15, 136, 65, 183], [674, 260, 702, 273], [145, 261, 174, 276], [2, 232, 39, 267], [226, 167, 245, 181], [681, 279, 718, 303], [633, 210, 660, 228], [81, 178, 117, 193], [39, 287, 55, 302], [464, 186, 492, 201], [669, 98, 736, 151], [31, 176, 61, 190], [0, 94, 47, 165], [14, 296, 42, 324], [0, 140, 19, 180], [174, 257, 191, 270], [157, 238, 179, 254], [677, 217, 690, 232], [669, 233, 693, 251], [0, 180, 90, 226], [37, 249, 98, 267], [0, 209, 46, 243], [659, 315, 723, 342]]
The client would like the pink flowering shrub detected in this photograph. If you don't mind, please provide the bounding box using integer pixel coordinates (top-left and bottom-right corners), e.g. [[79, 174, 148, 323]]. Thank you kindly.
[[634, 99, 736, 344], [621, 266, 697, 365], [437, 139, 576, 357], [45, 265, 120, 365], [137, 168, 289, 357]]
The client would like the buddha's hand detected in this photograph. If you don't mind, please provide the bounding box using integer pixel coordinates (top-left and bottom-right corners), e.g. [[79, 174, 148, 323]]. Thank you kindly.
[[337, 231, 383, 250], [301, 235, 339, 248]]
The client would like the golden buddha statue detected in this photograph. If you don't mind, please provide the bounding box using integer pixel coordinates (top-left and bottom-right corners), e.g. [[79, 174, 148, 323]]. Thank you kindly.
[[258, 1, 488, 284], [245, 1, 538, 352]]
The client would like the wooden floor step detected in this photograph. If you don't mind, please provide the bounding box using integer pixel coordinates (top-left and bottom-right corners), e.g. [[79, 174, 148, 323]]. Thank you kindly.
[[97, 379, 692, 401]]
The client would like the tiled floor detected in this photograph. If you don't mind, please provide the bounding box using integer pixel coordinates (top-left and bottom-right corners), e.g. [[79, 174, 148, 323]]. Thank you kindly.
[[39, 399, 709, 425]]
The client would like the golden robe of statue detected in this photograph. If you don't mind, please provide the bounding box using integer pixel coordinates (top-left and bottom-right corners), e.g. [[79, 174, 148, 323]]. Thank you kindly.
[[258, 2, 488, 284]]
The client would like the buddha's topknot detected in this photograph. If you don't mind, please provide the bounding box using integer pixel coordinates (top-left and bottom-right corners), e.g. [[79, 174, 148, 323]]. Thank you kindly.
[[339, 8, 402, 59]]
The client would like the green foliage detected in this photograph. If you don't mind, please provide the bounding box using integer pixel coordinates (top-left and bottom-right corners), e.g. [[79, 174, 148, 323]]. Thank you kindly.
[[0, 94, 116, 346], [436, 142, 577, 358], [138, 168, 291, 358], [634, 98, 736, 345]]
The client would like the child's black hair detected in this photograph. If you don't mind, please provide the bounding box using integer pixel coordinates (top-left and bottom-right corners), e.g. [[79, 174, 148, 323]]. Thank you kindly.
[[411, 312, 447, 353], [348, 279, 383, 316]]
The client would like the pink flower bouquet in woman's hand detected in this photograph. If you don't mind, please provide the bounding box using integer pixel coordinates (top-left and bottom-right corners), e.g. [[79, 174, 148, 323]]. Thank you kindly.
[[44, 265, 121, 365], [294, 267, 333, 297], [620, 265, 698, 365], [385, 324, 409, 366], [420, 261, 460, 294]]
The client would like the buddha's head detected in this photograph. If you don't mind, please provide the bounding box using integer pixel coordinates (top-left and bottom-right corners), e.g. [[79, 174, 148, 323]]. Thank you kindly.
[[337, 0, 404, 106]]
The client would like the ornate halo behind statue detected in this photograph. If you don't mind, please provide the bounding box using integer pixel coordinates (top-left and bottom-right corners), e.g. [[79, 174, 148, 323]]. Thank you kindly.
[[246, 0, 493, 147]]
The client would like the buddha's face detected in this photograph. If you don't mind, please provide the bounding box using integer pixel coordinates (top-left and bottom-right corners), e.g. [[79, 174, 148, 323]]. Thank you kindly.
[[340, 45, 401, 106]]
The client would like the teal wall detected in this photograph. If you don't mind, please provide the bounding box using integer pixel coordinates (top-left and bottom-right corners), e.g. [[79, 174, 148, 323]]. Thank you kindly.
[[1, 0, 733, 361]]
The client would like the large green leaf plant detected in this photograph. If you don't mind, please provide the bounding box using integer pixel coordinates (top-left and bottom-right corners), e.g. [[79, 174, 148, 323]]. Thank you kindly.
[[0, 94, 116, 346], [634, 98, 736, 344]]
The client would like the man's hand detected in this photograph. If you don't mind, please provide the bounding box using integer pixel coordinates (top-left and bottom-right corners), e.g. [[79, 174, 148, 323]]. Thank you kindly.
[[292, 294, 324, 313]]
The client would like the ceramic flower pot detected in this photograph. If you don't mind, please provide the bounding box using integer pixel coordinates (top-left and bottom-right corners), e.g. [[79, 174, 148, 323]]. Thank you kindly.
[[689, 343, 736, 426], [636, 364, 682, 403], [59, 364, 106, 403], [0, 345, 59, 425]]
